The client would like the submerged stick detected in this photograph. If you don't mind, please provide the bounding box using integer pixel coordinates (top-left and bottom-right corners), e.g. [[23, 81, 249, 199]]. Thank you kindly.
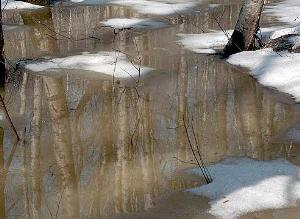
[[0, 94, 20, 141]]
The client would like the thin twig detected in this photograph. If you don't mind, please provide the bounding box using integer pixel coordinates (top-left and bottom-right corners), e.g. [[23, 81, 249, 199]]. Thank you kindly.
[[182, 116, 211, 184], [0, 94, 20, 140]]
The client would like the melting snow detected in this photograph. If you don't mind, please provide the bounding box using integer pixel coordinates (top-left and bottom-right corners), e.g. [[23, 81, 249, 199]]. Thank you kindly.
[[177, 27, 280, 54], [265, 0, 300, 26], [227, 49, 300, 101], [177, 31, 232, 54], [1, 0, 43, 10], [25, 51, 153, 79], [71, 0, 197, 15], [101, 18, 167, 29], [265, 0, 300, 40], [190, 158, 300, 219]]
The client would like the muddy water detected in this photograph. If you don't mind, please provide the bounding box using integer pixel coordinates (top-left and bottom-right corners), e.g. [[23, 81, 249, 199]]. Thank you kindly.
[[1, 0, 300, 218]]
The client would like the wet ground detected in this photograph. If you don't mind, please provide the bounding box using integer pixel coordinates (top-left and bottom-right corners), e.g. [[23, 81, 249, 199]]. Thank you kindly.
[[1, 0, 300, 218]]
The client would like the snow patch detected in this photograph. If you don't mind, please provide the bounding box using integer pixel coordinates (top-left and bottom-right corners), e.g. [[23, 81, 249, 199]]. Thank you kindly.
[[177, 31, 232, 54], [265, 0, 300, 25], [190, 158, 300, 219], [102, 18, 167, 29], [71, 0, 197, 15], [227, 48, 300, 101], [264, 0, 300, 40], [25, 51, 153, 79], [1, 0, 43, 10], [177, 28, 279, 54]]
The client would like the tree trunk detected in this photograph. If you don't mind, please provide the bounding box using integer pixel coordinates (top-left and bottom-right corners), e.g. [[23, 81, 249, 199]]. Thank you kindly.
[[223, 0, 264, 57], [0, 1, 6, 88]]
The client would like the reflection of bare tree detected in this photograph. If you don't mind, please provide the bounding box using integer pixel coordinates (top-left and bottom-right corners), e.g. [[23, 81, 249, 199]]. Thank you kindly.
[[235, 75, 262, 159], [139, 94, 156, 210], [91, 81, 114, 218], [43, 76, 79, 217], [176, 52, 188, 165], [19, 73, 28, 116], [0, 0, 5, 87], [21, 8, 58, 56], [215, 63, 228, 158], [114, 83, 130, 213], [0, 128, 5, 218], [21, 132, 31, 219], [260, 92, 274, 159], [30, 77, 42, 219]]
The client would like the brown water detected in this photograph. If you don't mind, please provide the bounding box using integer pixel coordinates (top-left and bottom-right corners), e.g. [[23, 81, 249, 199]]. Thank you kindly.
[[1, 0, 300, 218]]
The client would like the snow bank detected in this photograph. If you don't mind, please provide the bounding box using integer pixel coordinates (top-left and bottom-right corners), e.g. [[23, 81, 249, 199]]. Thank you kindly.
[[265, 0, 300, 25], [25, 51, 153, 78], [112, 0, 196, 15], [190, 158, 300, 219], [177, 27, 280, 54], [1, 0, 43, 10], [265, 0, 300, 39], [71, 0, 197, 15], [177, 31, 232, 54], [101, 18, 167, 29], [227, 48, 300, 101]]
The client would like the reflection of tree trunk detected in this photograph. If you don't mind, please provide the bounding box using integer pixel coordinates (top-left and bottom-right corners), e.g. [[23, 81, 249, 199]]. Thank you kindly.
[[0, 1, 6, 87], [21, 8, 58, 55], [176, 53, 188, 164], [224, 0, 264, 56], [237, 79, 262, 159], [114, 83, 135, 213], [114, 83, 127, 213], [0, 128, 5, 218], [139, 94, 156, 210], [22, 132, 31, 219], [92, 81, 114, 217], [43, 76, 79, 217], [30, 77, 42, 219], [19, 73, 28, 115], [215, 63, 228, 159]]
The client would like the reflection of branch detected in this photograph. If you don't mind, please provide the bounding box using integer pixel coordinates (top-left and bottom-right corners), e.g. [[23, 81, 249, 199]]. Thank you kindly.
[[3, 138, 18, 180], [172, 156, 197, 165], [0, 94, 20, 140], [182, 116, 212, 184], [55, 187, 65, 219]]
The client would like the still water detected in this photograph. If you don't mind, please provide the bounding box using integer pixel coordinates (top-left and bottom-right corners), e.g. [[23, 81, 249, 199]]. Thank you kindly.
[[1, 0, 300, 218]]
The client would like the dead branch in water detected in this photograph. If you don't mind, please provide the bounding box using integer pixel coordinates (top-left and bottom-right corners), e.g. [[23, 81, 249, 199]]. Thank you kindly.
[[183, 116, 212, 184], [0, 94, 20, 141]]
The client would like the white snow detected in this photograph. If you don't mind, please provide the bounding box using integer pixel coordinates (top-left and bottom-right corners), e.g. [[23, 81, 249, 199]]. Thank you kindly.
[[1, 0, 43, 10], [264, 0, 300, 40], [177, 31, 232, 54], [177, 27, 280, 54], [265, 0, 300, 26], [189, 158, 300, 219], [227, 48, 300, 101], [176, 0, 300, 101], [25, 51, 153, 79], [102, 18, 167, 29], [71, 0, 197, 15]]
